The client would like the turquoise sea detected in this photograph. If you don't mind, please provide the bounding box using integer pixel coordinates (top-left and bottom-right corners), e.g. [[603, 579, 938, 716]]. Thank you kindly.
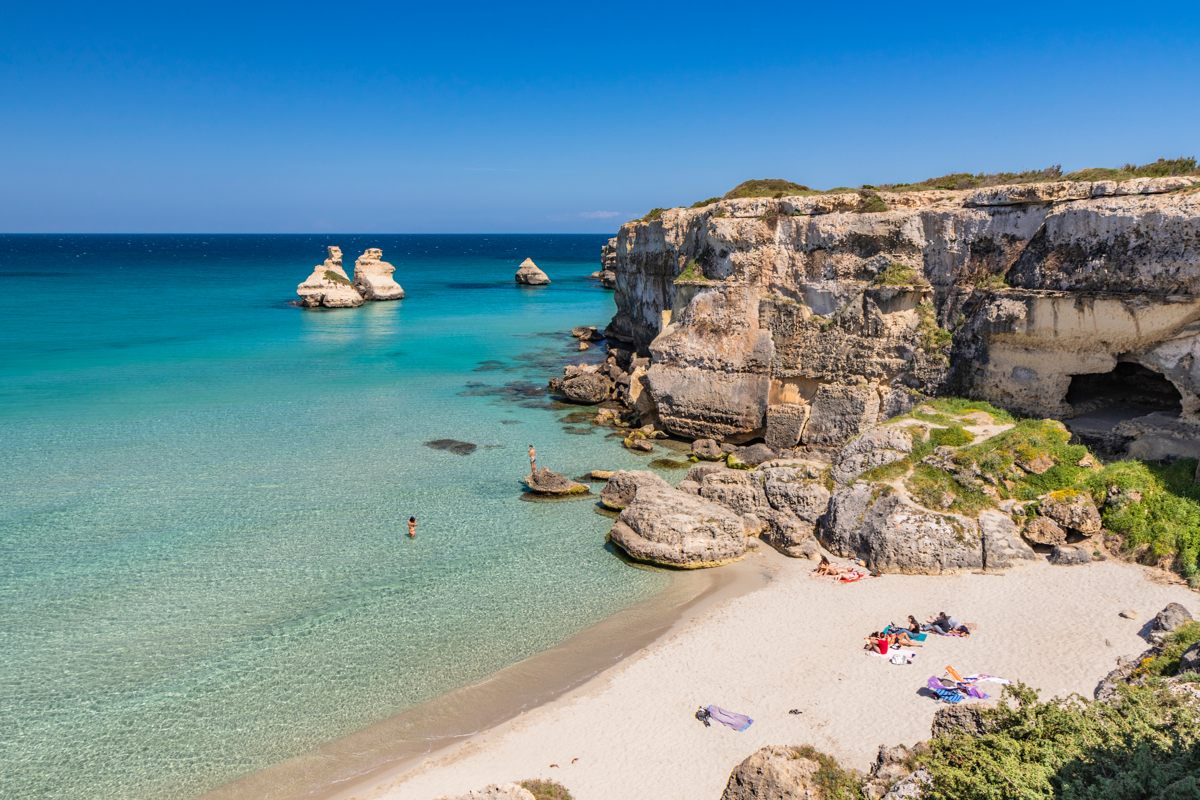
[[0, 235, 670, 800]]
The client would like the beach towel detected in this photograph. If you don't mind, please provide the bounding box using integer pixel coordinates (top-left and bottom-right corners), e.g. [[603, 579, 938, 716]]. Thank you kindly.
[[945, 665, 966, 683], [705, 705, 753, 732], [926, 676, 963, 704], [839, 571, 867, 583]]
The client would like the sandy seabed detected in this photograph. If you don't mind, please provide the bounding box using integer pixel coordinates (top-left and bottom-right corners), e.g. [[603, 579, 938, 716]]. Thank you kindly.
[[335, 552, 1196, 800]]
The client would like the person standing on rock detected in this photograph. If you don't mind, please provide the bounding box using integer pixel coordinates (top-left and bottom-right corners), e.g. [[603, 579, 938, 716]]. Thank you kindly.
[[528, 444, 537, 474], [407, 517, 417, 538]]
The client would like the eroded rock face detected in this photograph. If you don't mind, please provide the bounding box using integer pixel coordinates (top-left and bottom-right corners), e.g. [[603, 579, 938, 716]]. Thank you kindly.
[[353, 248, 405, 300], [604, 177, 1200, 449], [609, 484, 747, 568], [515, 257, 551, 285], [831, 425, 916, 484], [599, 470, 670, 510], [820, 482, 1033, 573], [1022, 515, 1067, 546], [296, 246, 365, 308]]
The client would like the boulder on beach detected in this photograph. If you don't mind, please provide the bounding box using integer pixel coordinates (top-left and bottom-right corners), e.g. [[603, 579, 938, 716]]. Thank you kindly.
[[296, 246, 365, 308], [515, 257, 551, 285], [352, 248, 405, 300], [599, 470, 671, 510], [721, 745, 862, 800], [609, 484, 748, 568], [523, 467, 589, 496]]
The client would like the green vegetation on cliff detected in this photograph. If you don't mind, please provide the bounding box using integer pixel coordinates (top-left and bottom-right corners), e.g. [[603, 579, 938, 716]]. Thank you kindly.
[[921, 682, 1200, 800], [519, 779, 574, 800], [323, 269, 351, 285], [722, 178, 813, 199], [1065, 156, 1200, 182]]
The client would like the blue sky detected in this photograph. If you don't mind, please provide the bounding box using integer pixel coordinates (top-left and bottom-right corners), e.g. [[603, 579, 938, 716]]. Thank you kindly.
[[2, 2, 1198, 233]]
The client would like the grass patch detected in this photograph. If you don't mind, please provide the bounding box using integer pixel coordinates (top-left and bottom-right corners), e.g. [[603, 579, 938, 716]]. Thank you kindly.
[[323, 269, 352, 285], [722, 178, 813, 199], [1139, 622, 1200, 679], [917, 301, 952, 355], [1064, 156, 1199, 182], [872, 262, 928, 287], [951, 418, 1089, 500], [921, 682, 1200, 800], [880, 166, 1064, 192], [923, 398, 1015, 424], [519, 779, 574, 800], [640, 207, 666, 222], [907, 463, 993, 515], [1085, 458, 1200, 579], [675, 259, 714, 284], [973, 272, 1009, 290], [689, 196, 721, 208]]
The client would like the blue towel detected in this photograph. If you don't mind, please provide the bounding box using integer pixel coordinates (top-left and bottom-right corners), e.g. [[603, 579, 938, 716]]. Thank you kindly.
[[706, 705, 753, 731], [933, 688, 963, 704]]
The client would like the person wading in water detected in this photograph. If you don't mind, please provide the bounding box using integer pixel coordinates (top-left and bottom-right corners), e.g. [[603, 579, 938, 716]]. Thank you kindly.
[[528, 444, 537, 473], [407, 516, 417, 538]]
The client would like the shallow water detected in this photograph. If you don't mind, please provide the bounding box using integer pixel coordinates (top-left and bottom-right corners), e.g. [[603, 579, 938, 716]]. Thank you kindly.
[[0, 235, 669, 800]]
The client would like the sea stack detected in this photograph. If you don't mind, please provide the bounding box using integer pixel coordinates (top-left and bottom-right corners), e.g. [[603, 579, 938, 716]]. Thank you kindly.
[[296, 246, 365, 308], [515, 257, 551, 285], [353, 248, 405, 300]]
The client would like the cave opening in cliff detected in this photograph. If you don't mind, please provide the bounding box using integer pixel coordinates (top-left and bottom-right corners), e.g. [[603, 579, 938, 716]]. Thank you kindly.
[[1066, 362, 1183, 417]]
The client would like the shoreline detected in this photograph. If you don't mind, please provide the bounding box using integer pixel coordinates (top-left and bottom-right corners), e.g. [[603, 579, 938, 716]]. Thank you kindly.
[[200, 553, 774, 800], [341, 554, 1196, 800]]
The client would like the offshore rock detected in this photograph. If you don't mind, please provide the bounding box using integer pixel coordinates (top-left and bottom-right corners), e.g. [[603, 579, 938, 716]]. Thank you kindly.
[[296, 246, 365, 308], [523, 467, 589, 496], [549, 364, 614, 404], [609, 484, 747, 568], [352, 248, 405, 300], [515, 257, 551, 285]]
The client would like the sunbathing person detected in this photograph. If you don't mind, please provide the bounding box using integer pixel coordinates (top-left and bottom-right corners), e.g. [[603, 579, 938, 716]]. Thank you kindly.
[[816, 555, 867, 579], [907, 615, 922, 633], [929, 611, 970, 635]]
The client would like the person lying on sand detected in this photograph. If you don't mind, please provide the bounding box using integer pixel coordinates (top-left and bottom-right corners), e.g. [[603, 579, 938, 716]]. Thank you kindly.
[[865, 630, 922, 653], [929, 611, 970, 636], [816, 555, 866, 578]]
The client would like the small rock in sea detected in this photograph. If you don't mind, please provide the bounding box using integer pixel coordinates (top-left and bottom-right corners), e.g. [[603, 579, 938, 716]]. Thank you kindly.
[[352, 248, 405, 300], [523, 467, 589, 496], [424, 439, 478, 456], [515, 257, 551, 285], [650, 457, 691, 470]]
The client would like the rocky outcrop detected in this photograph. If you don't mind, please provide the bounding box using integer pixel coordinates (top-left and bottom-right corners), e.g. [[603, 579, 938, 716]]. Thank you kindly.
[[598, 237, 618, 288], [523, 467, 589, 496], [608, 484, 748, 568], [296, 246, 365, 308], [352, 248, 405, 300], [437, 784, 535, 800], [1150, 602, 1194, 643], [1038, 490, 1102, 536], [599, 470, 670, 510], [721, 745, 862, 800], [831, 425, 916, 484], [1022, 515, 1067, 546], [515, 257, 551, 285], [549, 364, 614, 404], [603, 177, 1200, 452]]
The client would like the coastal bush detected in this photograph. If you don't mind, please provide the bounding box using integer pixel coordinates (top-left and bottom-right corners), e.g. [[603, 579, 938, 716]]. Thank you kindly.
[[855, 189, 888, 213], [675, 259, 712, 284], [872, 262, 927, 286], [1138, 622, 1200, 679], [519, 779, 574, 800], [916, 302, 953, 356], [722, 178, 812, 199], [879, 166, 1063, 192], [1065, 156, 1199, 182], [921, 682, 1200, 800], [785, 745, 864, 799], [323, 269, 351, 285], [1086, 458, 1200, 579], [689, 196, 721, 208], [641, 207, 666, 222], [906, 463, 992, 515]]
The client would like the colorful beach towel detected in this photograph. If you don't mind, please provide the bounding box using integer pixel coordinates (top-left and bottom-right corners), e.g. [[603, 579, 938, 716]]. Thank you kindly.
[[706, 705, 753, 731], [926, 676, 964, 704]]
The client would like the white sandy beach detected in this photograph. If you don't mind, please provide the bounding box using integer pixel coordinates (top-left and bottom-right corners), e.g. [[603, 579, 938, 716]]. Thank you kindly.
[[335, 551, 1197, 800]]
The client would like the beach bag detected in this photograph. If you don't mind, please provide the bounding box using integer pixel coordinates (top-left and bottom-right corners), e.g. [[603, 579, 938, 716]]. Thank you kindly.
[[890, 652, 912, 665]]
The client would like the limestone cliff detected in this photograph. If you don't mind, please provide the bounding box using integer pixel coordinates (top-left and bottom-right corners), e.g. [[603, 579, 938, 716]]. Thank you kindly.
[[605, 177, 1200, 455], [352, 248, 405, 300], [296, 246, 365, 308]]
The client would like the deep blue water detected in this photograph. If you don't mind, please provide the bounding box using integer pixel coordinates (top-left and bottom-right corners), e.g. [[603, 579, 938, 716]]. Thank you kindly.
[[0, 235, 669, 800]]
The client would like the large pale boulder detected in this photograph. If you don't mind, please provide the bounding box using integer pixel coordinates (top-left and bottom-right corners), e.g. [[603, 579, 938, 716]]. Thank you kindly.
[[296, 246, 365, 308], [762, 465, 831, 522], [721, 745, 860, 800], [599, 470, 670, 510], [1022, 515, 1067, 546], [515, 257, 551, 285], [831, 425, 915, 484], [609, 485, 747, 568], [352, 248, 405, 300]]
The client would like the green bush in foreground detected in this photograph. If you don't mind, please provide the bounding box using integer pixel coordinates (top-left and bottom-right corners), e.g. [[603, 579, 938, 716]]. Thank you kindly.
[[922, 683, 1200, 800], [519, 779, 573, 800], [786, 745, 864, 799]]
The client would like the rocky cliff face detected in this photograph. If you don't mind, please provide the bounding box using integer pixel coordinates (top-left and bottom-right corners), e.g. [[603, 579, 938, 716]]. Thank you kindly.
[[296, 246, 365, 308], [606, 177, 1200, 455]]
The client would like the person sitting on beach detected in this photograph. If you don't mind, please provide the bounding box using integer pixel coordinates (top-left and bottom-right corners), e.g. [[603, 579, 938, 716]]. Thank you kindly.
[[907, 615, 923, 634], [865, 630, 921, 653]]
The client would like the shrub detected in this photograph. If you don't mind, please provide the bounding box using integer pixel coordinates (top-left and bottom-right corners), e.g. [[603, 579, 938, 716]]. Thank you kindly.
[[1139, 622, 1200, 679], [689, 196, 721, 208], [880, 166, 1063, 192], [1065, 156, 1199, 182], [323, 269, 351, 285], [1086, 458, 1200, 578], [641, 207, 666, 222], [921, 682, 1200, 800], [722, 178, 812, 199], [916, 302, 952, 355], [519, 779, 574, 800], [786, 745, 864, 799], [674, 259, 712, 284], [856, 189, 889, 213], [873, 262, 928, 286], [906, 463, 992, 515]]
